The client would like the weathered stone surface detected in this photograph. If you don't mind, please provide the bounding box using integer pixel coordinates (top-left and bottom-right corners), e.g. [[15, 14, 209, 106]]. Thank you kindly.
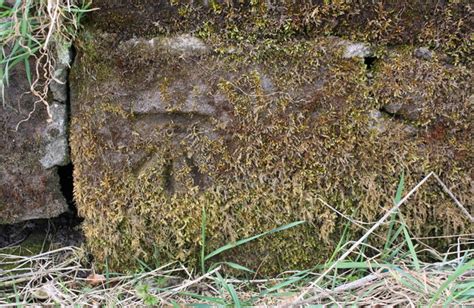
[[342, 42, 372, 59], [0, 63, 69, 224], [40, 102, 70, 169], [373, 48, 473, 126], [49, 43, 72, 103], [70, 24, 473, 274], [414, 47, 433, 60], [88, 1, 472, 64]]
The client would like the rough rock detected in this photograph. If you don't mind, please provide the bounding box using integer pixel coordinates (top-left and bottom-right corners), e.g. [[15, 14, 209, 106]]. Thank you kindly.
[[414, 47, 433, 60], [342, 42, 372, 59], [49, 43, 72, 103], [87, 1, 472, 64], [0, 62, 68, 224], [380, 102, 422, 122], [70, 25, 473, 274], [373, 48, 472, 126], [40, 102, 69, 169]]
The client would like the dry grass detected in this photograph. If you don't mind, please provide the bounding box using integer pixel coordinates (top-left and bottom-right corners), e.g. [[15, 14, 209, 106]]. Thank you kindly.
[[1, 173, 473, 306], [1, 241, 472, 306]]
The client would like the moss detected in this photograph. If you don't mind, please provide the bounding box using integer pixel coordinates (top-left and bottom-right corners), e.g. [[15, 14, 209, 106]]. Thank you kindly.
[[373, 48, 472, 127], [87, 0, 473, 64], [70, 3, 473, 275]]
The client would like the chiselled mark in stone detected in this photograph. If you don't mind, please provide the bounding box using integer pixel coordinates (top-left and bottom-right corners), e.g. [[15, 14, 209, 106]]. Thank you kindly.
[[133, 148, 209, 193], [129, 84, 219, 192], [163, 156, 174, 194], [185, 156, 207, 191], [122, 75, 223, 191]]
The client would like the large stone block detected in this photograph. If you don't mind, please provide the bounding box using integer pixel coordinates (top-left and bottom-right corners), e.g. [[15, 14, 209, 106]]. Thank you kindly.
[[87, 0, 472, 64], [0, 62, 69, 224], [70, 25, 472, 274]]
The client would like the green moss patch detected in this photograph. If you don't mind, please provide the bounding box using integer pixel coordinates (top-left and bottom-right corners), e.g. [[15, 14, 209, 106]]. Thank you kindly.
[[70, 13, 472, 274]]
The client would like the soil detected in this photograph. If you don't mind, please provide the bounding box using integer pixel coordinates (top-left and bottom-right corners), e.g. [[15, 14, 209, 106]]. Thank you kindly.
[[0, 210, 84, 251]]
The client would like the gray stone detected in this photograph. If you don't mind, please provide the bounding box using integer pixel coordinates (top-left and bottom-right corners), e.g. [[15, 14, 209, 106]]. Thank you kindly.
[[49, 43, 72, 103], [132, 84, 216, 116], [382, 102, 422, 121], [414, 47, 433, 60], [120, 35, 209, 58], [162, 34, 208, 53], [343, 42, 372, 58], [40, 138, 69, 169], [368, 109, 387, 133], [383, 102, 402, 114], [40, 102, 70, 169], [69, 24, 474, 273], [0, 61, 68, 224]]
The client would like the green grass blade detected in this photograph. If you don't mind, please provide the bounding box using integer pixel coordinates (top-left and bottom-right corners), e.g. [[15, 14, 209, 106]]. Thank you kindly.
[[20, 0, 31, 37], [387, 226, 404, 252], [394, 171, 405, 205], [222, 261, 255, 273], [215, 272, 242, 307], [260, 270, 311, 296], [429, 259, 474, 306], [391, 173, 421, 272], [443, 281, 474, 307], [397, 270, 426, 292], [189, 304, 217, 308], [2, 46, 40, 66], [383, 213, 398, 256], [179, 292, 226, 305], [383, 172, 405, 258], [226, 283, 241, 308], [135, 258, 152, 272], [200, 205, 207, 274], [13, 283, 20, 307], [387, 240, 405, 261], [205, 220, 305, 261], [385, 172, 404, 242], [105, 257, 110, 288], [400, 217, 420, 270], [328, 221, 351, 264], [13, 0, 21, 10]]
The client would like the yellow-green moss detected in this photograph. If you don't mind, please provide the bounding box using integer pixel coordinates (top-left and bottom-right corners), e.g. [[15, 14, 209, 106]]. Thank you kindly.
[[70, 6, 473, 275], [88, 0, 473, 64]]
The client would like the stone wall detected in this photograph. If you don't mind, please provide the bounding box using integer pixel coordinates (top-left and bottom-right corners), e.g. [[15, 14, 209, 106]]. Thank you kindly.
[[2, 1, 472, 274], [69, 1, 473, 274], [0, 55, 71, 223]]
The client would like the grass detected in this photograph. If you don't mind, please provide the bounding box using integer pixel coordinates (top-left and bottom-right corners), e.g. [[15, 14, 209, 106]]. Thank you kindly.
[[0, 0, 92, 125], [0, 173, 472, 306]]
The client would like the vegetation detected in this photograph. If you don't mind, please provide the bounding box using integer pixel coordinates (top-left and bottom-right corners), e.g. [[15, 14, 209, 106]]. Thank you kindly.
[[1, 1, 472, 305], [1, 175, 472, 306], [0, 0, 91, 121], [71, 21, 473, 274], [88, 1, 473, 64]]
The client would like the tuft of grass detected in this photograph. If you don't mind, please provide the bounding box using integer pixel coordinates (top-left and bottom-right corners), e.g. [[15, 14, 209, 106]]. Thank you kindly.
[[0, 0, 93, 124]]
